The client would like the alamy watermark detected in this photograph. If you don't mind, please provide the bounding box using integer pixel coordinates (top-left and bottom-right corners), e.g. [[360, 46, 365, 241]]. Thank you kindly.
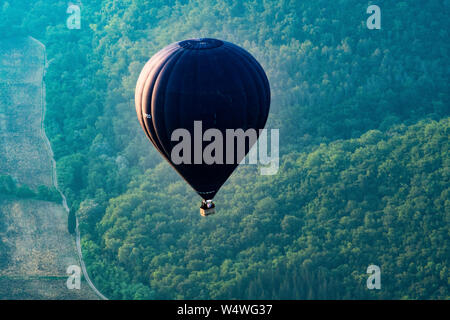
[[171, 121, 279, 175], [67, 4, 81, 30], [66, 265, 81, 290], [367, 5, 381, 30], [366, 265, 381, 290]]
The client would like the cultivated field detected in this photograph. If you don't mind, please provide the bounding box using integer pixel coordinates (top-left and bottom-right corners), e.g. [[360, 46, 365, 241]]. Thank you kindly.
[[0, 37, 97, 299]]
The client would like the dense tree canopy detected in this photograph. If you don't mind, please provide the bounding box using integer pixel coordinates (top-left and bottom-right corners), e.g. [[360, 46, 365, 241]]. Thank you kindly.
[[0, 175, 61, 202]]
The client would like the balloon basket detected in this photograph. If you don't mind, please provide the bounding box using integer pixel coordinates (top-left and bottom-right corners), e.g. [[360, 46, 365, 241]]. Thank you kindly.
[[200, 207, 216, 217], [200, 200, 216, 217]]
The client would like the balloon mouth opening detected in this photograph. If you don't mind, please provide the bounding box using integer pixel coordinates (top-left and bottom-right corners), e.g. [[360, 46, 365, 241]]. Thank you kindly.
[[179, 38, 223, 50]]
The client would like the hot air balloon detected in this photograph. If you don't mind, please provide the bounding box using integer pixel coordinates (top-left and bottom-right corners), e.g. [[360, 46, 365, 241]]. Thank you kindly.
[[135, 38, 271, 216]]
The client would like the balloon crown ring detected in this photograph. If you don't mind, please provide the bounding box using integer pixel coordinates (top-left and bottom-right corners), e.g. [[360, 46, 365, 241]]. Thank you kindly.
[[179, 38, 224, 50]]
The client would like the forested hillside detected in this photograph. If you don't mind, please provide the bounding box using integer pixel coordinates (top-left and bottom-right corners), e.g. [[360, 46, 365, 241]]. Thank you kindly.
[[1, 0, 448, 299]]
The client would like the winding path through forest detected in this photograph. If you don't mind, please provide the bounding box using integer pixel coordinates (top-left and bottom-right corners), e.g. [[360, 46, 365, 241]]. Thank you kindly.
[[33, 38, 108, 301], [34, 37, 108, 301]]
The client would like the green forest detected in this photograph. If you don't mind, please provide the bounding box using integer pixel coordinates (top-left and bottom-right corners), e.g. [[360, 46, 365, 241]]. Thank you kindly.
[[0, 175, 61, 202], [0, 0, 448, 299]]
